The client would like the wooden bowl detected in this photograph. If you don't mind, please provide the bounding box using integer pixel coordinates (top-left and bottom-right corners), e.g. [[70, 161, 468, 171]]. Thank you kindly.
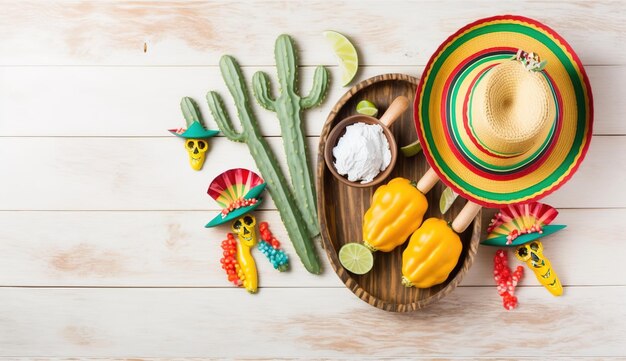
[[317, 73, 482, 312], [323, 114, 398, 188]]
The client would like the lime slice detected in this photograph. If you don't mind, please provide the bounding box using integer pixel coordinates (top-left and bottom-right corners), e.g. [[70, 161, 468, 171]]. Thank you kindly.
[[401, 140, 422, 157], [339, 243, 373, 275], [323, 30, 359, 86], [439, 186, 458, 215], [356, 100, 378, 117]]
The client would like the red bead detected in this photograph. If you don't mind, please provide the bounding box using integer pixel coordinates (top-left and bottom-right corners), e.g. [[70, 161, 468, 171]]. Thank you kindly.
[[493, 249, 524, 310]]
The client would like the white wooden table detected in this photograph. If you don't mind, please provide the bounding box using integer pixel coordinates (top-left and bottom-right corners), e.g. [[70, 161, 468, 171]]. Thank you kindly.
[[0, 1, 624, 359]]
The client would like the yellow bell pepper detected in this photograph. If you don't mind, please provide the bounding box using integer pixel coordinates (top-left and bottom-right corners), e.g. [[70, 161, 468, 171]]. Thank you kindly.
[[362, 177, 428, 252], [402, 218, 462, 288]]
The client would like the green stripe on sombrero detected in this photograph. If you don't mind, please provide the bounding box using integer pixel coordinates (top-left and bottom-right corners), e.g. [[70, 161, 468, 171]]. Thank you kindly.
[[446, 52, 556, 171], [420, 20, 589, 202], [453, 64, 558, 172], [449, 54, 518, 157]]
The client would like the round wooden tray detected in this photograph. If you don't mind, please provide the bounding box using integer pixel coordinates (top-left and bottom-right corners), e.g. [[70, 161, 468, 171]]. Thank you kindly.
[[316, 73, 482, 312]]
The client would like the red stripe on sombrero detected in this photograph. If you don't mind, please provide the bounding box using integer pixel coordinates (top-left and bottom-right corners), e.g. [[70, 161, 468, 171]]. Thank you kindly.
[[514, 15, 594, 202], [459, 64, 565, 165], [443, 70, 564, 181], [414, 17, 509, 200], [431, 20, 573, 181], [439, 47, 514, 160], [462, 68, 565, 177], [460, 63, 510, 159], [439, 57, 524, 181], [414, 15, 593, 206]]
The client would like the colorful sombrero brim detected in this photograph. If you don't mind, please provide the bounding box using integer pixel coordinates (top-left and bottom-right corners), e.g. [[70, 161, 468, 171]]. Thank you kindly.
[[414, 15, 593, 207], [169, 121, 219, 139], [481, 224, 566, 247], [204, 183, 266, 228]]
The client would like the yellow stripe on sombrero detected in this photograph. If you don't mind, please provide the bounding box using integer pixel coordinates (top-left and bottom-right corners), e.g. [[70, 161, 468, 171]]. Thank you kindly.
[[416, 16, 592, 206], [450, 55, 556, 169], [429, 33, 578, 188]]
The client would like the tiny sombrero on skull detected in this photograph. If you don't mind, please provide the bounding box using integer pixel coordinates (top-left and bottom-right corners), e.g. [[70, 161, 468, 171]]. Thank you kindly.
[[414, 15, 593, 207], [169, 97, 220, 171], [169, 121, 219, 139], [169, 97, 219, 139], [205, 168, 267, 228]]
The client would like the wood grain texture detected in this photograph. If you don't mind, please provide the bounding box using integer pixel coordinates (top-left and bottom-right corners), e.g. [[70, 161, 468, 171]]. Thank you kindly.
[[0, 208, 623, 287], [317, 74, 480, 311], [0, 287, 623, 358], [0, 0, 624, 357], [0, 135, 622, 211], [0, 1, 623, 66], [0, 65, 413, 137], [0, 65, 623, 137]]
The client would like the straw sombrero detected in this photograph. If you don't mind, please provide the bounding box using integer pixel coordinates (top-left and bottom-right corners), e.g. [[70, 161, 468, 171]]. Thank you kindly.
[[414, 15, 593, 207]]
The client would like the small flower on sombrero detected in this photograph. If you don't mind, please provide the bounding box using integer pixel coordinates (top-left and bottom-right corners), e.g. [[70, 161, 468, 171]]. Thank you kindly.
[[513, 49, 547, 72], [168, 97, 219, 171]]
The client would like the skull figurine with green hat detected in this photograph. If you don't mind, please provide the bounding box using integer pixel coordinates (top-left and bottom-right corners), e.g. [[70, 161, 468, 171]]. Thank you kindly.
[[169, 97, 219, 170], [206, 168, 289, 294]]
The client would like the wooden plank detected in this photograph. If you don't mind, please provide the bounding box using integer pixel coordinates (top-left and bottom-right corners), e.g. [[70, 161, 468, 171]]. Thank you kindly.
[[0, 65, 622, 136], [0, 65, 420, 137], [0, 1, 623, 66], [0, 135, 621, 210], [0, 210, 341, 288], [2, 358, 625, 361], [0, 208, 622, 287], [4, 358, 625, 360], [0, 287, 623, 357]]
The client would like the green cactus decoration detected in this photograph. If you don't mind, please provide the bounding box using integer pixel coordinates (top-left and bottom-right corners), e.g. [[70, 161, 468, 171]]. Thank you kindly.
[[252, 34, 329, 238], [206, 55, 321, 274]]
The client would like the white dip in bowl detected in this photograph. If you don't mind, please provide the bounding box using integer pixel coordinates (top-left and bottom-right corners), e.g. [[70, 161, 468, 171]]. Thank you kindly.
[[332, 122, 392, 184]]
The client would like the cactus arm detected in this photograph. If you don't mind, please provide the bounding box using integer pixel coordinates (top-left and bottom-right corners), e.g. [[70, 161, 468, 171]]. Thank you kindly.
[[181, 96, 202, 127], [220, 55, 254, 110], [209, 55, 321, 274], [275, 100, 319, 237], [206, 91, 245, 143], [275, 34, 298, 93], [301, 66, 329, 109], [253, 35, 328, 237], [252, 71, 276, 111], [248, 132, 321, 274]]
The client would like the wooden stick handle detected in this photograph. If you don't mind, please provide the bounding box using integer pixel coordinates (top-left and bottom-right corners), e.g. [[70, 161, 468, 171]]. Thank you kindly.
[[451, 201, 482, 233], [416, 168, 439, 194], [378, 96, 409, 128]]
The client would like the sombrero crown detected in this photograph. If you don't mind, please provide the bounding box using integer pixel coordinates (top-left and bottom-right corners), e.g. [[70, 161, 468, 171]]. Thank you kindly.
[[415, 15, 593, 207], [470, 55, 555, 158]]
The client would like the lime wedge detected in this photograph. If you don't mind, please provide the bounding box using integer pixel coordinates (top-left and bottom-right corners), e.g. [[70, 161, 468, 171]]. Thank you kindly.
[[401, 140, 422, 157], [339, 243, 373, 275], [356, 100, 378, 117], [323, 30, 359, 86], [439, 186, 458, 215]]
